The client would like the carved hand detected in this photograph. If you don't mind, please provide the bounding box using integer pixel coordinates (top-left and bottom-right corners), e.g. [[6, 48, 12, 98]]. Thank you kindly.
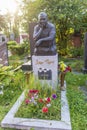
[[39, 23, 44, 29], [35, 39, 42, 47]]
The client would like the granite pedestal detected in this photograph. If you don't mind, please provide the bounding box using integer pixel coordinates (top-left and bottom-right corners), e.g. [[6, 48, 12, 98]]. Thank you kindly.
[[32, 54, 58, 88]]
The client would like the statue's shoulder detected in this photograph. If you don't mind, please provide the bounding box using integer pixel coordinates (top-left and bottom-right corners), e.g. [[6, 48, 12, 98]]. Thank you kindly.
[[47, 22, 55, 28]]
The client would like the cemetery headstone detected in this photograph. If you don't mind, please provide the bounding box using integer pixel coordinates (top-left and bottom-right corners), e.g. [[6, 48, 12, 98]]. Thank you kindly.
[[31, 12, 58, 88], [0, 34, 8, 66], [29, 22, 37, 57], [20, 22, 37, 72], [10, 33, 14, 41], [83, 32, 87, 74]]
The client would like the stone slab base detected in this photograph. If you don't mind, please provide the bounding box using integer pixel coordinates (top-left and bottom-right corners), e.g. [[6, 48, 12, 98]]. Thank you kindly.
[[21, 61, 32, 71]]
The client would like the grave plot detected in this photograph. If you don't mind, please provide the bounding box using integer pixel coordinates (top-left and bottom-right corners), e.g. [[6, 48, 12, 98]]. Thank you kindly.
[[1, 81, 72, 130]]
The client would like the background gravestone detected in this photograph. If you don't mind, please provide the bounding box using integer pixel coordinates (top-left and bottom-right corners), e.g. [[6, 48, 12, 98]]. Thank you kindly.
[[83, 32, 87, 74], [21, 23, 37, 72], [10, 33, 15, 41], [29, 22, 37, 57], [0, 42, 8, 66]]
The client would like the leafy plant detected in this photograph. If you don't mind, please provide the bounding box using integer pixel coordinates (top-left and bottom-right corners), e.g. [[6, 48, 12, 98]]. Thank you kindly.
[[0, 69, 25, 123], [70, 46, 84, 58], [8, 40, 29, 56], [7, 41, 17, 47], [0, 65, 14, 85]]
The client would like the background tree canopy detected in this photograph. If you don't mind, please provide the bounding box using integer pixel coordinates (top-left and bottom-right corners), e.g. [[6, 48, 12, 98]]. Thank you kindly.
[[20, 0, 87, 54], [0, 0, 87, 55]]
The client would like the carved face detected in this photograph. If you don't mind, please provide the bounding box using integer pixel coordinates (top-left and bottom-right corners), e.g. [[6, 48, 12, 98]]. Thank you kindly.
[[38, 12, 47, 27]]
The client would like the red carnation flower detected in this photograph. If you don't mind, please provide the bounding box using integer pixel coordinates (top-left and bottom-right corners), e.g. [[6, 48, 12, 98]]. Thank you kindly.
[[29, 89, 39, 94], [38, 98, 43, 103], [42, 107, 48, 113], [67, 66, 72, 72], [25, 99, 30, 104], [64, 66, 72, 72], [46, 97, 51, 103]]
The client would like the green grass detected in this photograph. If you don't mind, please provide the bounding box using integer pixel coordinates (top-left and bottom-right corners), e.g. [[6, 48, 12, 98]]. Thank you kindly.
[[66, 72, 87, 130]]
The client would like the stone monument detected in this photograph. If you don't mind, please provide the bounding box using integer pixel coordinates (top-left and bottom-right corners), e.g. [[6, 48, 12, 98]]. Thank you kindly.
[[0, 34, 8, 66], [32, 12, 58, 88], [83, 32, 87, 73]]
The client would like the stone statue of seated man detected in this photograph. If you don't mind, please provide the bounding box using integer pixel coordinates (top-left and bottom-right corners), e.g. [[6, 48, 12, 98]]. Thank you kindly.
[[33, 12, 57, 56]]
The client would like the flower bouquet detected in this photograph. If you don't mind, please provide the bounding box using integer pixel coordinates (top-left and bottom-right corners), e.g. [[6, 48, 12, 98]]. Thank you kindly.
[[59, 61, 71, 90]]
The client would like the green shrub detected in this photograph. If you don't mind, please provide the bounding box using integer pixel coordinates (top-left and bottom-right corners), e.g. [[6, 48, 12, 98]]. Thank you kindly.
[[58, 48, 70, 56], [7, 41, 17, 48], [70, 60, 83, 72], [10, 44, 25, 55], [70, 46, 84, 57], [8, 41, 29, 55]]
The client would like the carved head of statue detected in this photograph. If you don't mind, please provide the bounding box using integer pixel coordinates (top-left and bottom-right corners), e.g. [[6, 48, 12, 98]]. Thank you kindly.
[[38, 12, 48, 27]]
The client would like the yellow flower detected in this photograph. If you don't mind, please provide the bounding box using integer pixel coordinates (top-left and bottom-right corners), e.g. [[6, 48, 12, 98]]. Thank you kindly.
[[59, 61, 67, 72]]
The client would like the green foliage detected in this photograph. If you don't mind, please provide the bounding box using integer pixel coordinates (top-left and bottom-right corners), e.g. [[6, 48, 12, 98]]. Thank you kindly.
[[70, 60, 83, 73], [70, 46, 84, 57], [20, 0, 44, 32], [9, 55, 23, 69], [0, 70, 25, 123], [23, 39, 30, 53], [20, 0, 87, 52], [8, 40, 29, 55], [7, 40, 17, 47], [10, 44, 25, 55], [43, 0, 87, 50], [58, 48, 70, 56], [0, 65, 14, 84]]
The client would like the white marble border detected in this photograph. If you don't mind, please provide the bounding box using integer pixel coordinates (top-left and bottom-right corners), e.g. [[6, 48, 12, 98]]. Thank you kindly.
[[1, 82, 72, 130]]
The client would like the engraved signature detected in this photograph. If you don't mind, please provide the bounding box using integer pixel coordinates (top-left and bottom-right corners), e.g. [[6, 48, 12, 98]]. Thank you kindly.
[[36, 59, 54, 65]]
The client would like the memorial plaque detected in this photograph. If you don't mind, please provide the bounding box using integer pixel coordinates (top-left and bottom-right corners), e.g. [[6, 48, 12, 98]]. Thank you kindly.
[[32, 55, 58, 88], [38, 68, 52, 80]]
